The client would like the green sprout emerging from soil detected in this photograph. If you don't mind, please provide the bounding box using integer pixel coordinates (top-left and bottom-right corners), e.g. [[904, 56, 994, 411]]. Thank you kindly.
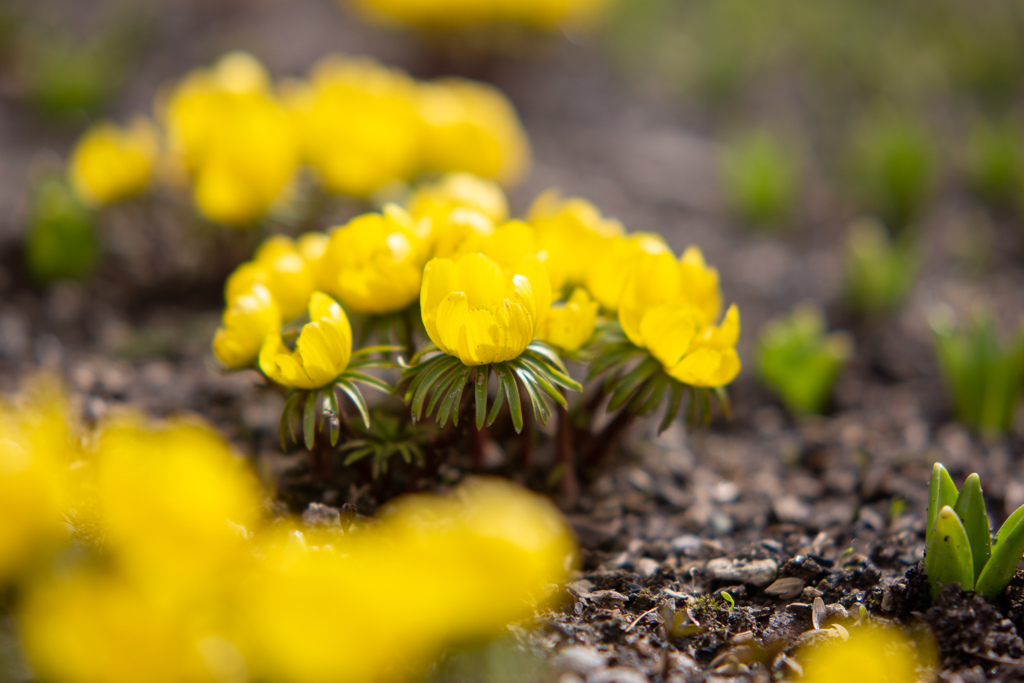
[[756, 305, 852, 416], [926, 463, 1024, 599], [930, 306, 1024, 438], [720, 129, 800, 230], [843, 217, 918, 317]]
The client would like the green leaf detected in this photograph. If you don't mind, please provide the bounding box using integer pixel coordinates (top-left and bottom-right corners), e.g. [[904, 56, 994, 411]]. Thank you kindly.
[[495, 364, 523, 433], [474, 366, 488, 431], [438, 368, 470, 427], [335, 379, 371, 429], [928, 463, 959, 537], [324, 390, 341, 447], [518, 357, 570, 406], [430, 366, 469, 423], [514, 365, 551, 425], [659, 382, 685, 434], [925, 505, 975, 598], [345, 371, 393, 396], [280, 392, 301, 450], [977, 506, 1024, 599], [410, 356, 459, 420], [303, 392, 317, 451], [953, 473, 991, 580], [486, 371, 507, 427], [352, 344, 406, 358]]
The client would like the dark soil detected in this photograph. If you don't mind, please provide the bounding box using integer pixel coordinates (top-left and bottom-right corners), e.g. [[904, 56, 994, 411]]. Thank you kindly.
[[3, 1, 1024, 681]]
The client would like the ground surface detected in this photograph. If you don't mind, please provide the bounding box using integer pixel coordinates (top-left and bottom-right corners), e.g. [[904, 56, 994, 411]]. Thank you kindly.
[[3, 1, 1024, 681]]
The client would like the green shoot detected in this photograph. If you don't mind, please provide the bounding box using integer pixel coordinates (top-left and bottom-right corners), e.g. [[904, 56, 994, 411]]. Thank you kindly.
[[720, 129, 800, 230], [843, 217, 918, 317], [25, 175, 97, 285]]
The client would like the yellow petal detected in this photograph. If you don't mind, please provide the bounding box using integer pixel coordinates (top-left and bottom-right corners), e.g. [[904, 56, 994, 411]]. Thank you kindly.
[[421, 258, 457, 351], [618, 252, 682, 347], [669, 347, 741, 387], [638, 305, 700, 370]]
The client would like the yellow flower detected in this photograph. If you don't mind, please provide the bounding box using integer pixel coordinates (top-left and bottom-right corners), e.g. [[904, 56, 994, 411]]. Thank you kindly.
[[350, 0, 610, 30], [289, 55, 421, 197], [69, 117, 158, 207], [528, 189, 624, 289], [618, 247, 722, 345], [427, 207, 495, 260], [213, 284, 282, 370], [585, 232, 670, 311], [316, 205, 426, 315], [800, 624, 935, 683], [421, 252, 551, 365], [406, 172, 510, 227], [259, 292, 353, 389], [481, 219, 565, 293], [164, 52, 299, 227], [225, 235, 317, 321], [539, 287, 599, 353], [418, 78, 531, 187], [637, 303, 741, 387], [0, 380, 76, 583]]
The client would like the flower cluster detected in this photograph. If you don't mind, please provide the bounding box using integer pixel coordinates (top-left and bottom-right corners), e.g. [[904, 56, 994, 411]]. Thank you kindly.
[[65, 51, 530, 228], [213, 171, 740, 460], [349, 0, 611, 31], [1, 379, 575, 683]]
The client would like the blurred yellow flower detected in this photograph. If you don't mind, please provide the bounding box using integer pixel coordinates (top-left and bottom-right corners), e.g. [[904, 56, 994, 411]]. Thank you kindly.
[[350, 0, 610, 30], [539, 287, 599, 353], [585, 232, 670, 311], [800, 624, 935, 683], [226, 235, 318, 321], [421, 252, 551, 365], [260, 292, 353, 389], [213, 283, 282, 370], [418, 78, 531, 187], [619, 248, 740, 388], [316, 205, 426, 315], [240, 478, 575, 683], [289, 55, 422, 197], [0, 380, 76, 583], [528, 190, 624, 290], [406, 172, 510, 227], [68, 117, 158, 207], [427, 207, 495, 260], [481, 219, 565, 293], [164, 52, 300, 226]]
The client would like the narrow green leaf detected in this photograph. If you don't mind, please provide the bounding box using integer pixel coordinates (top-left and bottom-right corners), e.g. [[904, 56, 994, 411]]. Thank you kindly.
[[526, 341, 570, 373], [516, 358, 567, 408], [411, 356, 459, 419], [336, 379, 371, 429], [523, 350, 581, 392], [514, 366, 551, 425], [429, 366, 468, 421], [977, 506, 1024, 599], [495, 365, 523, 433], [953, 473, 992, 580], [343, 445, 375, 465], [439, 369, 470, 427], [324, 390, 341, 447], [280, 392, 300, 450], [345, 371, 393, 395], [486, 371, 506, 427], [928, 463, 959, 536], [635, 373, 669, 416], [352, 344, 406, 357], [474, 366, 488, 431], [659, 382, 685, 434], [302, 392, 317, 451], [924, 505, 975, 598]]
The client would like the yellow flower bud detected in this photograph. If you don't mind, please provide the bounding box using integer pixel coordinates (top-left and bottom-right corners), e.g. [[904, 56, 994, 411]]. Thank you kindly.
[[528, 189, 624, 288], [406, 172, 510, 227], [69, 117, 158, 207], [316, 205, 426, 315], [164, 53, 299, 227], [213, 284, 282, 370], [585, 232, 670, 311], [421, 252, 551, 365], [539, 287, 598, 353], [290, 55, 422, 197], [637, 303, 741, 387], [481, 220, 565, 293], [226, 236, 318, 322], [428, 207, 495, 260], [259, 292, 353, 389], [418, 78, 531, 187]]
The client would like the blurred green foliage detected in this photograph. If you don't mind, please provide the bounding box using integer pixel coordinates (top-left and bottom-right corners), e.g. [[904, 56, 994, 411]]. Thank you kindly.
[[756, 305, 852, 416], [720, 130, 800, 229], [931, 307, 1024, 438], [843, 217, 918, 317], [25, 176, 98, 285], [846, 112, 937, 230], [966, 119, 1024, 208]]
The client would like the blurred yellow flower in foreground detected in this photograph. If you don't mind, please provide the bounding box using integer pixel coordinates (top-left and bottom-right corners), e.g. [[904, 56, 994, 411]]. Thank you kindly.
[[69, 117, 158, 207], [316, 205, 426, 315], [289, 55, 422, 197], [226, 235, 318, 322], [418, 78, 531, 187], [619, 248, 741, 388], [421, 252, 551, 365], [0, 380, 76, 583], [164, 52, 299, 226], [540, 287, 599, 353], [213, 283, 282, 370], [241, 477, 575, 683], [528, 190, 624, 290], [260, 292, 353, 389], [800, 624, 935, 683]]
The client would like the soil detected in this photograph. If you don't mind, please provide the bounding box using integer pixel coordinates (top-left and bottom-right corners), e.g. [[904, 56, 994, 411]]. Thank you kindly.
[[3, 1, 1024, 682]]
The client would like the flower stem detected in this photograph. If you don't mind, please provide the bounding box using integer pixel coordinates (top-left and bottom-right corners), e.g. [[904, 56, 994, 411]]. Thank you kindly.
[[557, 404, 578, 507]]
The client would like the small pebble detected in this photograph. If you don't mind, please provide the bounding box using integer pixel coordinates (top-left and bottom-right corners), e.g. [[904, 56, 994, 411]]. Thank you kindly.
[[705, 557, 779, 587], [636, 558, 660, 580], [548, 647, 606, 679], [588, 666, 649, 683]]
